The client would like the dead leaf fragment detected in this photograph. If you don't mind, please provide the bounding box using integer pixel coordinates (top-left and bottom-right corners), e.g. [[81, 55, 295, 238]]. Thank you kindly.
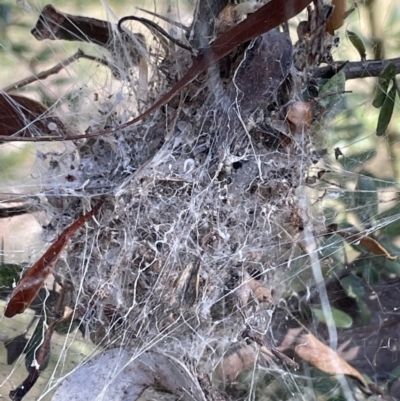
[[337, 231, 397, 260], [236, 273, 273, 306], [287, 101, 313, 134], [0, 93, 71, 138], [295, 333, 370, 392], [4, 201, 103, 318], [326, 0, 346, 35], [216, 4, 243, 35], [217, 342, 262, 384], [170, 259, 201, 308]]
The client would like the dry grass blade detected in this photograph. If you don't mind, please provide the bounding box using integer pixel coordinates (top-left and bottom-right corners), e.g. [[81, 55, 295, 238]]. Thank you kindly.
[[4, 201, 103, 318]]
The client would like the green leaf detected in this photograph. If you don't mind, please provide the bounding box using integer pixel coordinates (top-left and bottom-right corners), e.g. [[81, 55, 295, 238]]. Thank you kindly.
[[372, 63, 396, 108], [311, 307, 353, 329], [347, 30, 366, 61], [340, 274, 365, 299], [0, 4, 12, 24], [351, 257, 381, 285], [376, 81, 397, 136], [0, 263, 22, 289], [340, 274, 371, 326], [357, 298, 372, 326]]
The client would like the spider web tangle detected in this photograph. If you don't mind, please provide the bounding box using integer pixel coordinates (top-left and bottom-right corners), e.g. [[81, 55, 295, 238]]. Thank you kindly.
[[1, 0, 400, 400]]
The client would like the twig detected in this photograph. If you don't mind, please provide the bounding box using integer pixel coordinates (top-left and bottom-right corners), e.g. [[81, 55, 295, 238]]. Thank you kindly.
[[118, 15, 193, 53], [136, 7, 190, 32], [2, 49, 84, 92], [314, 57, 400, 80]]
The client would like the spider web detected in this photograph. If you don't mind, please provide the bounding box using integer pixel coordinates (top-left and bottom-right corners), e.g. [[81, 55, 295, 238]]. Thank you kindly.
[[1, 0, 400, 400]]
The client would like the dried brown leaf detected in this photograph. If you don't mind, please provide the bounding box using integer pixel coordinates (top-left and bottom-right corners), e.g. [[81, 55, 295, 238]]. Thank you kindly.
[[0, 93, 71, 138], [287, 101, 313, 133], [236, 273, 272, 306], [4, 201, 103, 318], [295, 333, 369, 391], [338, 231, 397, 260], [217, 343, 261, 384], [326, 0, 346, 35]]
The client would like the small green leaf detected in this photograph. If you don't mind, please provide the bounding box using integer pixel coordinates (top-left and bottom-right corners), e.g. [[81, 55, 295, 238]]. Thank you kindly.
[[340, 271, 373, 326], [347, 30, 366, 61], [0, 263, 22, 289], [372, 63, 396, 108], [357, 298, 371, 326], [351, 257, 381, 284], [376, 81, 397, 136], [311, 307, 353, 329], [318, 233, 346, 270], [340, 274, 365, 299]]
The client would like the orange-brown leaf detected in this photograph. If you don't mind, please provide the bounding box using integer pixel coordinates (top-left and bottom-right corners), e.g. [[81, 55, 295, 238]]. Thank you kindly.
[[295, 333, 369, 390], [338, 231, 397, 260], [217, 343, 261, 384], [287, 101, 313, 134], [4, 201, 103, 318], [0, 93, 71, 138], [326, 0, 346, 35]]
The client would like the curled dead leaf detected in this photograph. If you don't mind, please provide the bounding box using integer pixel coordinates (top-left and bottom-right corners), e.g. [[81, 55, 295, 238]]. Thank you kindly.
[[170, 259, 201, 309], [4, 201, 103, 318], [235, 273, 272, 306], [287, 101, 313, 134], [326, 0, 346, 35], [0, 93, 71, 138], [295, 332, 371, 393], [337, 231, 397, 260], [216, 4, 243, 35], [217, 342, 264, 384]]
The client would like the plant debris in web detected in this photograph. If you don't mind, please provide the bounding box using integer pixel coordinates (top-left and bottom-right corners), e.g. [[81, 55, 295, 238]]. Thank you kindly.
[[3, 0, 400, 400]]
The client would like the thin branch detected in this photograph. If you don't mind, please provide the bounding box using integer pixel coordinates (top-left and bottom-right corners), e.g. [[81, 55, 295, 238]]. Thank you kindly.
[[314, 57, 400, 80], [2, 49, 84, 92], [118, 15, 193, 53], [135, 7, 190, 32]]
